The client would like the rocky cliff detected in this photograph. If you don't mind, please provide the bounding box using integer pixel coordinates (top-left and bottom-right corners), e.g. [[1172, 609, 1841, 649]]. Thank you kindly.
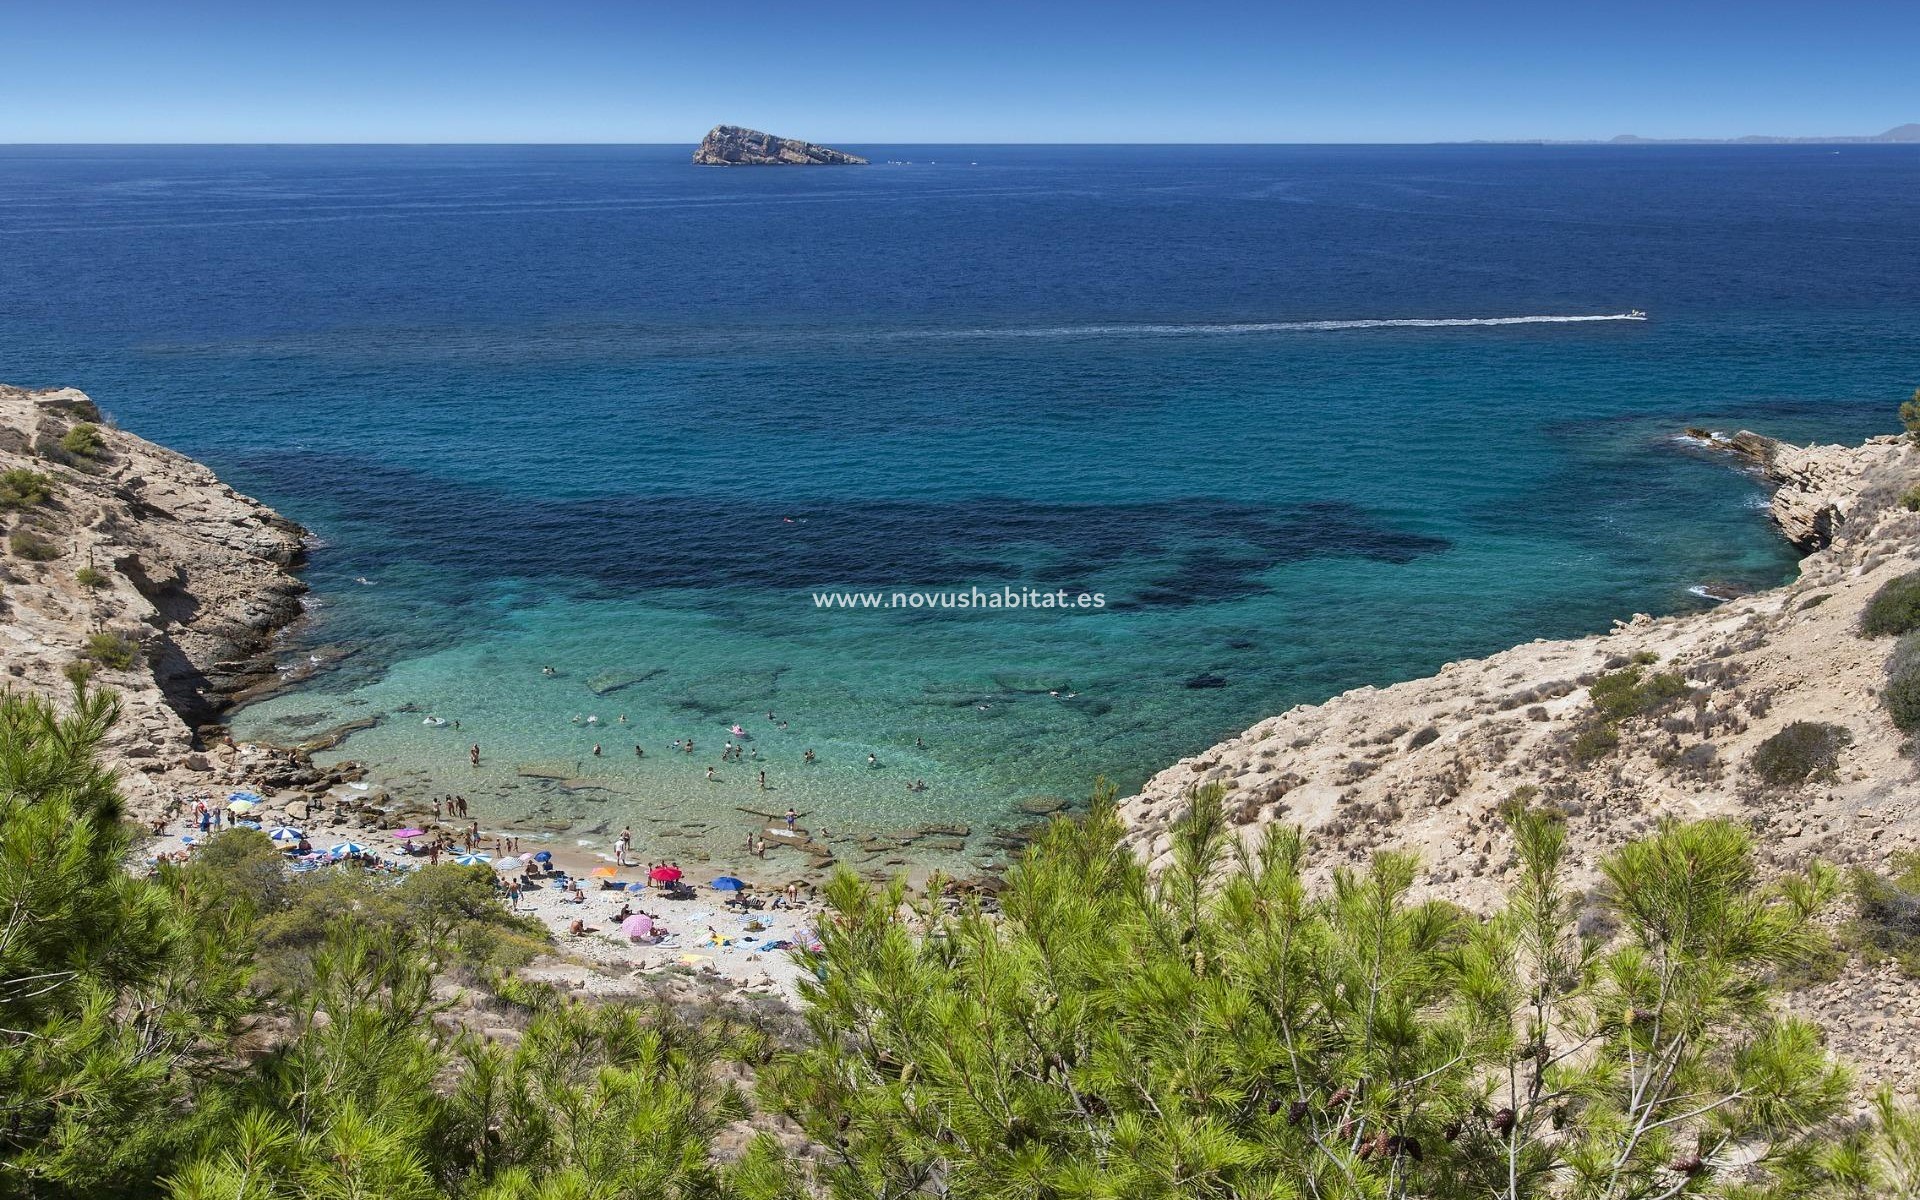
[[0, 384, 313, 808], [1117, 429, 1920, 1096], [692, 125, 867, 165]]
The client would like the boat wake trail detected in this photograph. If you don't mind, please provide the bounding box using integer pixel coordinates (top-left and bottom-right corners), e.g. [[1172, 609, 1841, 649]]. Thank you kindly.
[[903, 313, 1649, 340]]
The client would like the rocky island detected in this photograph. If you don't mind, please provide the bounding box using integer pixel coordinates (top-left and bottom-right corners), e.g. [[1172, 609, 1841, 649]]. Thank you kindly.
[[692, 124, 867, 165]]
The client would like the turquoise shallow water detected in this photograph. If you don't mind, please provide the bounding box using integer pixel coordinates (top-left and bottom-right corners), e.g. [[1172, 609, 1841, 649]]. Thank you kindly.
[[1, 144, 1914, 866]]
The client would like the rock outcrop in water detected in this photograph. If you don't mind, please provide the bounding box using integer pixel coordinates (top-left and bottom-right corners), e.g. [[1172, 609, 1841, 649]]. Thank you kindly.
[[692, 125, 866, 166], [1118, 429, 1920, 1095], [0, 384, 318, 805]]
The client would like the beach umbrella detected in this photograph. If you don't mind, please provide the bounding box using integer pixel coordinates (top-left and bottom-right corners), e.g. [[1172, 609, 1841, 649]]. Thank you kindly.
[[532, 851, 553, 863], [226, 799, 258, 813], [494, 856, 524, 871], [227, 790, 264, 804], [626, 881, 648, 892], [621, 913, 655, 939], [180, 834, 198, 845], [267, 826, 303, 842], [329, 842, 366, 856], [234, 819, 263, 830], [452, 852, 492, 866], [649, 865, 683, 883], [589, 866, 619, 878], [710, 876, 747, 892], [394, 828, 426, 839]]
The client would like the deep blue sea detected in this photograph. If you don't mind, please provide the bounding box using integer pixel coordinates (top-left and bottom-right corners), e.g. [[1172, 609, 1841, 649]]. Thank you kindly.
[[3, 144, 1916, 865]]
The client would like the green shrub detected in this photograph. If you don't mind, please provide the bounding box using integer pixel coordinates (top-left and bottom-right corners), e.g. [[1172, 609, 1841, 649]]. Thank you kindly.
[[59, 422, 104, 458], [1570, 722, 1620, 763], [1886, 632, 1920, 732], [9, 529, 60, 561], [0, 467, 57, 509], [1750, 721, 1852, 787], [74, 565, 108, 588], [1903, 386, 1920, 443], [1846, 852, 1920, 976], [1861, 570, 1920, 637], [83, 632, 138, 670], [1901, 484, 1920, 513], [1588, 666, 1690, 723]]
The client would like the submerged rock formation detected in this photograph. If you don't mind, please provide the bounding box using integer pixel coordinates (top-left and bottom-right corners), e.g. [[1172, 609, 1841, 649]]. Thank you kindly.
[[692, 125, 866, 166], [0, 384, 310, 799], [1118, 428, 1920, 1095]]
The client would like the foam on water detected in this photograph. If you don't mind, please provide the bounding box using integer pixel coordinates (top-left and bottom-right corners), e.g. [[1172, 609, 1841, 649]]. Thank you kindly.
[[906, 313, 1651, 340]]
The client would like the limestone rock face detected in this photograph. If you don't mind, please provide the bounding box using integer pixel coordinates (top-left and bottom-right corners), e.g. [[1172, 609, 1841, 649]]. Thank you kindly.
[[692, 125, 866, 166], [0, 384, 307, 803]]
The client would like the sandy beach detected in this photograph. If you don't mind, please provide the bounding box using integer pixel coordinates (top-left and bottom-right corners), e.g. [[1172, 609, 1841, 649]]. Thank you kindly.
[[140, 765, 833, 1002]]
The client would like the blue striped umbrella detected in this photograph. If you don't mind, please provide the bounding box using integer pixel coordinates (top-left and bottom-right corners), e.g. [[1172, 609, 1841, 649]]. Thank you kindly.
[[452, 852, 492, 866], [267, 826, 303, 841], [329, 842, 366, 856]]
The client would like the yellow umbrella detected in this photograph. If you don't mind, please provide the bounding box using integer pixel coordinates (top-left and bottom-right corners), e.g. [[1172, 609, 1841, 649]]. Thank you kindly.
[[589, 866, 619, 878], [227, 799, 258, 813]]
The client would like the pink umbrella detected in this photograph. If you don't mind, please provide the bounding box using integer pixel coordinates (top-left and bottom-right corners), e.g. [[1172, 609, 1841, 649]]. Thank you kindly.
[[649, 865, 683, 883], [394, 828, 427, 839], [621, 913, 655, 940]]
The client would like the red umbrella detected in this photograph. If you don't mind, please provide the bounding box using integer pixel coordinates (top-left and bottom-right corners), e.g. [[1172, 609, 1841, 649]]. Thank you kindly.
[[649, 865, 683, 883]]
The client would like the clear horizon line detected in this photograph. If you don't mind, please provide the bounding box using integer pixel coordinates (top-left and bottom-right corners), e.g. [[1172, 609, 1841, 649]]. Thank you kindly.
[[5, 138, 1918, 148]]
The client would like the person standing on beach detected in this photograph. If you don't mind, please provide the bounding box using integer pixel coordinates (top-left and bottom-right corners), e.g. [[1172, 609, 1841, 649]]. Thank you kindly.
[[758, 770, 767, 790], [616, 827, 632, 866], [470, 743, 481, 766], [784, 807, 797, 832]]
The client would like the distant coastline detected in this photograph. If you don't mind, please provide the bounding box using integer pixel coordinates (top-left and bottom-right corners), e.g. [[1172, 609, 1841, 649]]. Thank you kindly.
[[1473, 122, 1920, 146]]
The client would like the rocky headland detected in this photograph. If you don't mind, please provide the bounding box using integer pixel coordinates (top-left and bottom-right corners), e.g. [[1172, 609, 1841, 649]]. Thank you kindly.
[[1119, 428, 1920, 1097], [0, 385, 357, 812], [692, 124, 867, 165]]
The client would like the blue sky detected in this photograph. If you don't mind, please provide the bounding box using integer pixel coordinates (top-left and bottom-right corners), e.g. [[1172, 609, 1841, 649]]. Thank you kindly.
[[7, 0, 1916, 143]]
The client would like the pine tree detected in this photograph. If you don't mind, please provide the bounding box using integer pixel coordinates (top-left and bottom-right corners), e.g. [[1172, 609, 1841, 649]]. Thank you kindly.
[[0, 684, 255, 1198], [770, 784, 1868, 1199]]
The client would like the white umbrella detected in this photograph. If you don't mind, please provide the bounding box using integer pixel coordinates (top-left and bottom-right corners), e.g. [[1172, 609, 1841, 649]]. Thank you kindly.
[[452, 852, 492, 865], [267, 826, 303, 842], [329, 842, 366, 856], [494, 856, 524, 871]]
